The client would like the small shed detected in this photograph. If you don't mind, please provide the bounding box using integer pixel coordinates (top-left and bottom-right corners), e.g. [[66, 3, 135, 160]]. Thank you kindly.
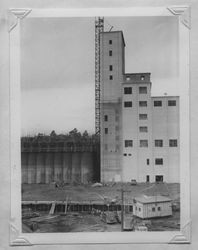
[[133, 195, 172, 219]]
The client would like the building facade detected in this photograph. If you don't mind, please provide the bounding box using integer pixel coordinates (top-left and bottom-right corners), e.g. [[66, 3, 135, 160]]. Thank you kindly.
[[100, 31, 179, 183]]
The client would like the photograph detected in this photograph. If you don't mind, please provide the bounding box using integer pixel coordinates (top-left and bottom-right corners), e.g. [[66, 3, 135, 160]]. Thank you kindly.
[[20, 15, 181, 233]]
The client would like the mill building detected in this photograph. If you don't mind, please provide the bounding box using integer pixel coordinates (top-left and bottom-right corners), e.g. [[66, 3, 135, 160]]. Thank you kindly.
[[100, 31, 179, 183]]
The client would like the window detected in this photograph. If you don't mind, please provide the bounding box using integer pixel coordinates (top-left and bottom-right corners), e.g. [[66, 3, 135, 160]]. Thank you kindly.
[[169, 139, 178, 147], [139, 114, 147, 120], [124, 101, 132, 107], [109, 40, 112, 44], [141, 75, 145, 81], [139, 126, 148, 132], [147, 159, 150, 165], [139, 207, 141, 211], [128, 153, 132, 156], [154, 100, 162, 107], [155, 158, 163, 165], [109, 50, 112, 56], [155, 140, 163, 147], [152, 207, 155, 212], [146, 175, 150, 182], [140, 140, 148, 147], [139, 86, 147, 94], [155, 175, 163, 182], [126, 76, 131, 81], [109, 75, 113, 80], [139, 101, 147, 107], [104, 115, 108, 122], [109, 65, 113, 71], [124, 87, 132, 94], [115, 126, 119, 131], [168, 100, 176, 106], [158, 207, 161, 211], [105, 128, 108, 134], [125, 140, 133, 147], [123, 153, 127, 156]]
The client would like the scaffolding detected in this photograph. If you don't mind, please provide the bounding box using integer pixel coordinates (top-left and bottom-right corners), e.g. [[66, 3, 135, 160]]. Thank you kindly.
[[95, 17, 104, 136]]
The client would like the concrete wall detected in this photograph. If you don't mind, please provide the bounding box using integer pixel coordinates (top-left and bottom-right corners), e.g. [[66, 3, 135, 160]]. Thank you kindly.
[[21, 151, 98, 184]]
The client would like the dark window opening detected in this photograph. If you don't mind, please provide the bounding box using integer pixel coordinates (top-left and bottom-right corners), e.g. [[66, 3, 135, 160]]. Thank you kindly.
[[124, 87, 132, 94], [155, 175, 163, 182], [109, 75, 113, 80], [139, 114, 148, 120], [139, 126, 148, 132], [140, 140, 148, 147], [155, 140, 163, 147], [147, 159, 150, 165], [168, 100, 176, 106], [105, 128, 108, 134], [109, 50, 112, 56], [139, 101, 147, 107], [109, 40, 112, 44], [124, 101, 132, 107], [109, 65, 113, 71], [146, 175, 150, 182], [155, 158, 163, 165], [154, 100, 162, 107], [125, 140, 133, 147], [169, 139, 178, 147], [139, 86, 147, 94]]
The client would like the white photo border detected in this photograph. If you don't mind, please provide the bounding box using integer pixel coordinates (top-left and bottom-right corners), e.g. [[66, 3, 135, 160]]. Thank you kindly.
[[9, 7, 190, 245]]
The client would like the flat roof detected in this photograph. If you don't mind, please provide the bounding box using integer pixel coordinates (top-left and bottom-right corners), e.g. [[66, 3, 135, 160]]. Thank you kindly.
[[135, 195, 172, 204], [101, 31, 126, 47]]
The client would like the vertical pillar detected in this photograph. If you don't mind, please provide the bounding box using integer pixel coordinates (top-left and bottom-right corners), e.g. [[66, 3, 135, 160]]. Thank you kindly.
[[28, 152, 36, 184], [21, 152, 28, 183], [63, 152, 72, 183], [54, 152, 63, 182], [71, 152, 81, 183], [36, 152, 45, 183], [81, 152, 93, 183], [45, 152, 54, 183]]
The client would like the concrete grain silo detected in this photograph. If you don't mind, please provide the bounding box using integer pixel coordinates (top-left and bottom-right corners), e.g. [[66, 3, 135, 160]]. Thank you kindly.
[[36, 152, 46, 183], [54, 152, 63, 182], [45, 152, 54, 183], [21, 152, 28, 183], [62, 152, 72, 183], [28, 152, 37, 184], [71, 152, 81, 183], [81, 152, 93, 183]]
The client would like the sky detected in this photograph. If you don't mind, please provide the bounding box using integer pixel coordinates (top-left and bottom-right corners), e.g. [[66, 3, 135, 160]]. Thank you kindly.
[[21, 16, 179, 136]]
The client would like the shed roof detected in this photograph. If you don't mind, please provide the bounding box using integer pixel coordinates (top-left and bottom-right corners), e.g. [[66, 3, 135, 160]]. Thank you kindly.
[[135, 195, 172, 204]]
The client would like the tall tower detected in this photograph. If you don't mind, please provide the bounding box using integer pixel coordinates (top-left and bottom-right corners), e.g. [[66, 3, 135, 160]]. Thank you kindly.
[[100, 31, 125, 182]]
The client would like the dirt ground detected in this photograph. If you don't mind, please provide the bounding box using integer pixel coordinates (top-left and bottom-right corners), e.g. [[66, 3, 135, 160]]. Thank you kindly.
[[22, 182, 180, 203]]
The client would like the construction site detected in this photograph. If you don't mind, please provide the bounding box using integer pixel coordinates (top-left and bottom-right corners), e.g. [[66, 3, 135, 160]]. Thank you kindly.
[[22, 17, 180, 233]]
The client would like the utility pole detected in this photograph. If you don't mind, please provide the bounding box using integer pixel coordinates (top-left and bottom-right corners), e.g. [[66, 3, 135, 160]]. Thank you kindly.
[[118, 188, 130, 231]]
